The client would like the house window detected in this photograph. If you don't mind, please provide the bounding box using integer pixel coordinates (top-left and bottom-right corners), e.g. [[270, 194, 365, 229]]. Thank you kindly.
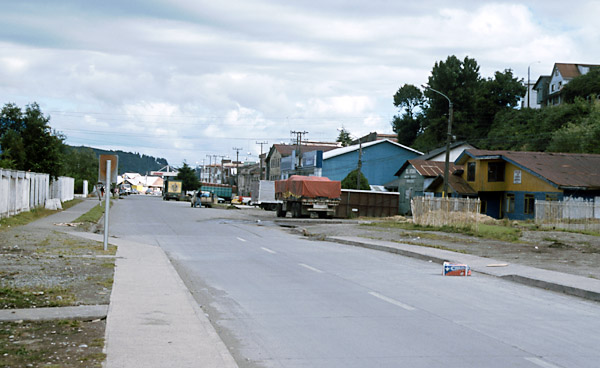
[[505, 193, 515, 213], [524, 194, 535, 214], [480, 200, 487, 214], [545, 193, 558, 201], [487, 162, 505, 182], [467, 162, 476, 182]]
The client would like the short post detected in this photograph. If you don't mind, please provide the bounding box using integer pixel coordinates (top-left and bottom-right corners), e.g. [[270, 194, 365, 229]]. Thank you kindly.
[[103, 160, 111, 251]]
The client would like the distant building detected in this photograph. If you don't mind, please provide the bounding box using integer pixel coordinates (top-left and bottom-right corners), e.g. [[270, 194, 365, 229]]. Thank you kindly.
[[322, 139, 422, 186], [533, 63, 599, 107], [266, 143, 339, 181]]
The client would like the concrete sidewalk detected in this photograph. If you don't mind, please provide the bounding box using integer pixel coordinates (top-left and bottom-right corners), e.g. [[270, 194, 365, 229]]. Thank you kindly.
[[328, 236, 600, 302], [72, 232, 238, 368]]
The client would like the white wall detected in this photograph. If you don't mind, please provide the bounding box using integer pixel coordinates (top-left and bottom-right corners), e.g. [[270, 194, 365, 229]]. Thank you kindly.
[[0, 168, 73, 219]]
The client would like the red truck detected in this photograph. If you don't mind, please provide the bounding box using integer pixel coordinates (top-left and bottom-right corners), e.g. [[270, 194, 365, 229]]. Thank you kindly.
[[275, 175, 341, 218]]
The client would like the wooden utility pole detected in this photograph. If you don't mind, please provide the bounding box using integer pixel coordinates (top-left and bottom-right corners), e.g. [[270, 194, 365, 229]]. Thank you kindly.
[[290, 131, 308, 170], [356, 139, 363, 189], [256, 141, 269, 180], [233, 147, 243, 192]]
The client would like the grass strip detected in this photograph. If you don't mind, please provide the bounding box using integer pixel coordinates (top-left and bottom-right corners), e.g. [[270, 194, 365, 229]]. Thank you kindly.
[[0, 199, 83, 231], [362, 221, 522, 242]]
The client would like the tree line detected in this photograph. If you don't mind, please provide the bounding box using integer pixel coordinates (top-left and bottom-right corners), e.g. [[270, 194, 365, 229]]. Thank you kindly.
[[0, 103, 169, 193], [391, 55, 600, 153]]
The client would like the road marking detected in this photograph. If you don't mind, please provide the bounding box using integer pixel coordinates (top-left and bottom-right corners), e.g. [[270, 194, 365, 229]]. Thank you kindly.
[[368, 292, 416, 311], [261, 247, 276, 254], [298, 263, 323, 273], [524, 357, 561, 368], [236, 237, 247, 242]]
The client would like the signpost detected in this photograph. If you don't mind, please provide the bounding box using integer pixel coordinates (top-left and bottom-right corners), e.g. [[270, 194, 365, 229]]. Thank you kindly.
[[99, 155, 118, 251]]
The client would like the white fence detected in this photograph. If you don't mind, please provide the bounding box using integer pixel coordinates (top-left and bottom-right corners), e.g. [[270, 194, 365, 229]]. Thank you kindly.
[[411, 197, 481, 229], [0, 167, 74, 219], [535, 197, 600, 231]]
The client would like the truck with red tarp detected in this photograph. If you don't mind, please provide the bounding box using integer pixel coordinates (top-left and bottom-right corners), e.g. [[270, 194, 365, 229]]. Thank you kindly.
[[275, 175, 341, 218]]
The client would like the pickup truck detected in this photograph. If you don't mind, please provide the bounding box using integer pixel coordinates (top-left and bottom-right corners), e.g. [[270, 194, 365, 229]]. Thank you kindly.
[[191, 191, 215, 208]]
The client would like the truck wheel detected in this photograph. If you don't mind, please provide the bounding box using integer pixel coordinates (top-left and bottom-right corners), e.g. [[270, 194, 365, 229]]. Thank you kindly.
[[291, 203, 301, 218], [276, 204, 286, 218]]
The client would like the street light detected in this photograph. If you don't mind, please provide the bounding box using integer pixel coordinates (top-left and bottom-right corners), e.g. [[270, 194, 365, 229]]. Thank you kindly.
[[527, 61, 541, 108], [422, 84, 453, 198]]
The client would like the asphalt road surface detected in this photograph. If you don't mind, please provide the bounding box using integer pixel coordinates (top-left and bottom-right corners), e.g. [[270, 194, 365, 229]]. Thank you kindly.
[[109, 196, 600, 368]]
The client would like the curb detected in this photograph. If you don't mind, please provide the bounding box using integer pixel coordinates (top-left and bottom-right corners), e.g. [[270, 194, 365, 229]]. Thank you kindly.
[[323, 236, 600, 303], [0, 305, 108, 322]]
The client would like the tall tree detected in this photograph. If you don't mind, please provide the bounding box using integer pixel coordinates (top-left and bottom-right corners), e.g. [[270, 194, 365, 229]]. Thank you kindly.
[[0, 103, 65, 178], [176, 162, 200, 192], [336, 127, 352, 147], [392, 84, 423, 146], [416, 55, 481, 150], [61, 146, 98, 193]]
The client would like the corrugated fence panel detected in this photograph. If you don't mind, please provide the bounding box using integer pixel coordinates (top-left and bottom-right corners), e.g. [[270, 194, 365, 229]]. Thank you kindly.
[[336, 190, 400, 218]]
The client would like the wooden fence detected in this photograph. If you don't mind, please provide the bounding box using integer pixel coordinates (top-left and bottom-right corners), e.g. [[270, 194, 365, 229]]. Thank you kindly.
[[535, 198, 600, 231], [411, 197, 481, 229]]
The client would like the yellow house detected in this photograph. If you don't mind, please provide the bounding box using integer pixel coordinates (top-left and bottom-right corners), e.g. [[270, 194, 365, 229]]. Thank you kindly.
[[441, 150, 600, 219]]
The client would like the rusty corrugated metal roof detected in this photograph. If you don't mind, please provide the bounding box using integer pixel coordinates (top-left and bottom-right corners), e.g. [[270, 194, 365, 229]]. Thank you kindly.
[[465, 150, 600, 189], [408, 160, 460, 177], [555, 63, 600, 79]]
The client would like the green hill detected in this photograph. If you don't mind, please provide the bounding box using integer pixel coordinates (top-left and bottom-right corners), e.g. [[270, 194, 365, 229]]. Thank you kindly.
[[70, 146, 169, 175]]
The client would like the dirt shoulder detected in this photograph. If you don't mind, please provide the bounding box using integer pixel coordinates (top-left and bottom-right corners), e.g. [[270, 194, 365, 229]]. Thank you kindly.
[[0, 204, 116, 368], [295, 220, 600, 280]]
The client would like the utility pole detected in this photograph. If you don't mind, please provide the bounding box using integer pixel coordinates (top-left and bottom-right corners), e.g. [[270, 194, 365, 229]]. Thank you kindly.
[[256, 141, 269, 180], [356, 139, 362, 189], [290, 131, 308, 171], [233, 147, 243, 193]]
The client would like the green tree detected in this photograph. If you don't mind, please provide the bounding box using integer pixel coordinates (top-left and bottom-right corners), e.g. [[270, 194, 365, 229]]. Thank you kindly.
[[547, 100, 600, 153], [61, 146, 99, 193], [336, 127, 352, 147], [0, 103, 65, 178], [341, 169, 370, 190], [392, 84, 423, 146], [487, 98, 592, 151], [562, 67, 600, 103], [176, 162, 199, 192]]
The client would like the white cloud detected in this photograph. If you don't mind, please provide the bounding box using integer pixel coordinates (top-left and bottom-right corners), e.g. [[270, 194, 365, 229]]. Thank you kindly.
[[1, 0, 599, 166]]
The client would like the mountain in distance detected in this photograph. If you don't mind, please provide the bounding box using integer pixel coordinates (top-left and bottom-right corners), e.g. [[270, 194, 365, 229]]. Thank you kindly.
[[70, 145, 169, 175]]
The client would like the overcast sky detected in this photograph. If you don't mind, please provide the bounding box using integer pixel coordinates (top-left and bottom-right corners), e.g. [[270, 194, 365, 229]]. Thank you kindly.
[[1, 0, 599, 167]]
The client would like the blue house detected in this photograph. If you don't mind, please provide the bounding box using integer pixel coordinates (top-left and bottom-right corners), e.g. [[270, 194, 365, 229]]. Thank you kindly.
[[322, 139, 422, 186]]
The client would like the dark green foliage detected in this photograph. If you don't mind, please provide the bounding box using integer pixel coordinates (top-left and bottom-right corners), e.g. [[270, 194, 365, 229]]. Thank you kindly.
[[392, 56, 525, 152], [336, 127, 352, 147], [487, 98, 592, 151], [562, 67, 600, 103], [176, 162, 199, 192], [392, 84, 424, 146], [78, 147, 169, 175], [61, 146, 98, 193], [341, 169, 370, 190], [0, 103, 64, 179], [547, 101, 600, 153]]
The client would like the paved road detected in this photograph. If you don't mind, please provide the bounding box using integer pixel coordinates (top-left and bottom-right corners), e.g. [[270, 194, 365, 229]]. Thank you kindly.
[[109, 196, 600, 368]]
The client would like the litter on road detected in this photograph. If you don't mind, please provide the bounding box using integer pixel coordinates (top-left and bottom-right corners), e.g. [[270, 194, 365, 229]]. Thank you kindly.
[[443, 261, 471, 276]]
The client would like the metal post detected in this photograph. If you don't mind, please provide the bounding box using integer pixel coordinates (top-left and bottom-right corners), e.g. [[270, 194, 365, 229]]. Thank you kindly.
[[423, 85, 453, 198], [103, 160, 110, 252], [356, 139, 362, 189]]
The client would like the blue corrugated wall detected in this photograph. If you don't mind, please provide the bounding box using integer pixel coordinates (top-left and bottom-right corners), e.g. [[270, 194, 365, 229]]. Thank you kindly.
[[322, 142, 420, 185]]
